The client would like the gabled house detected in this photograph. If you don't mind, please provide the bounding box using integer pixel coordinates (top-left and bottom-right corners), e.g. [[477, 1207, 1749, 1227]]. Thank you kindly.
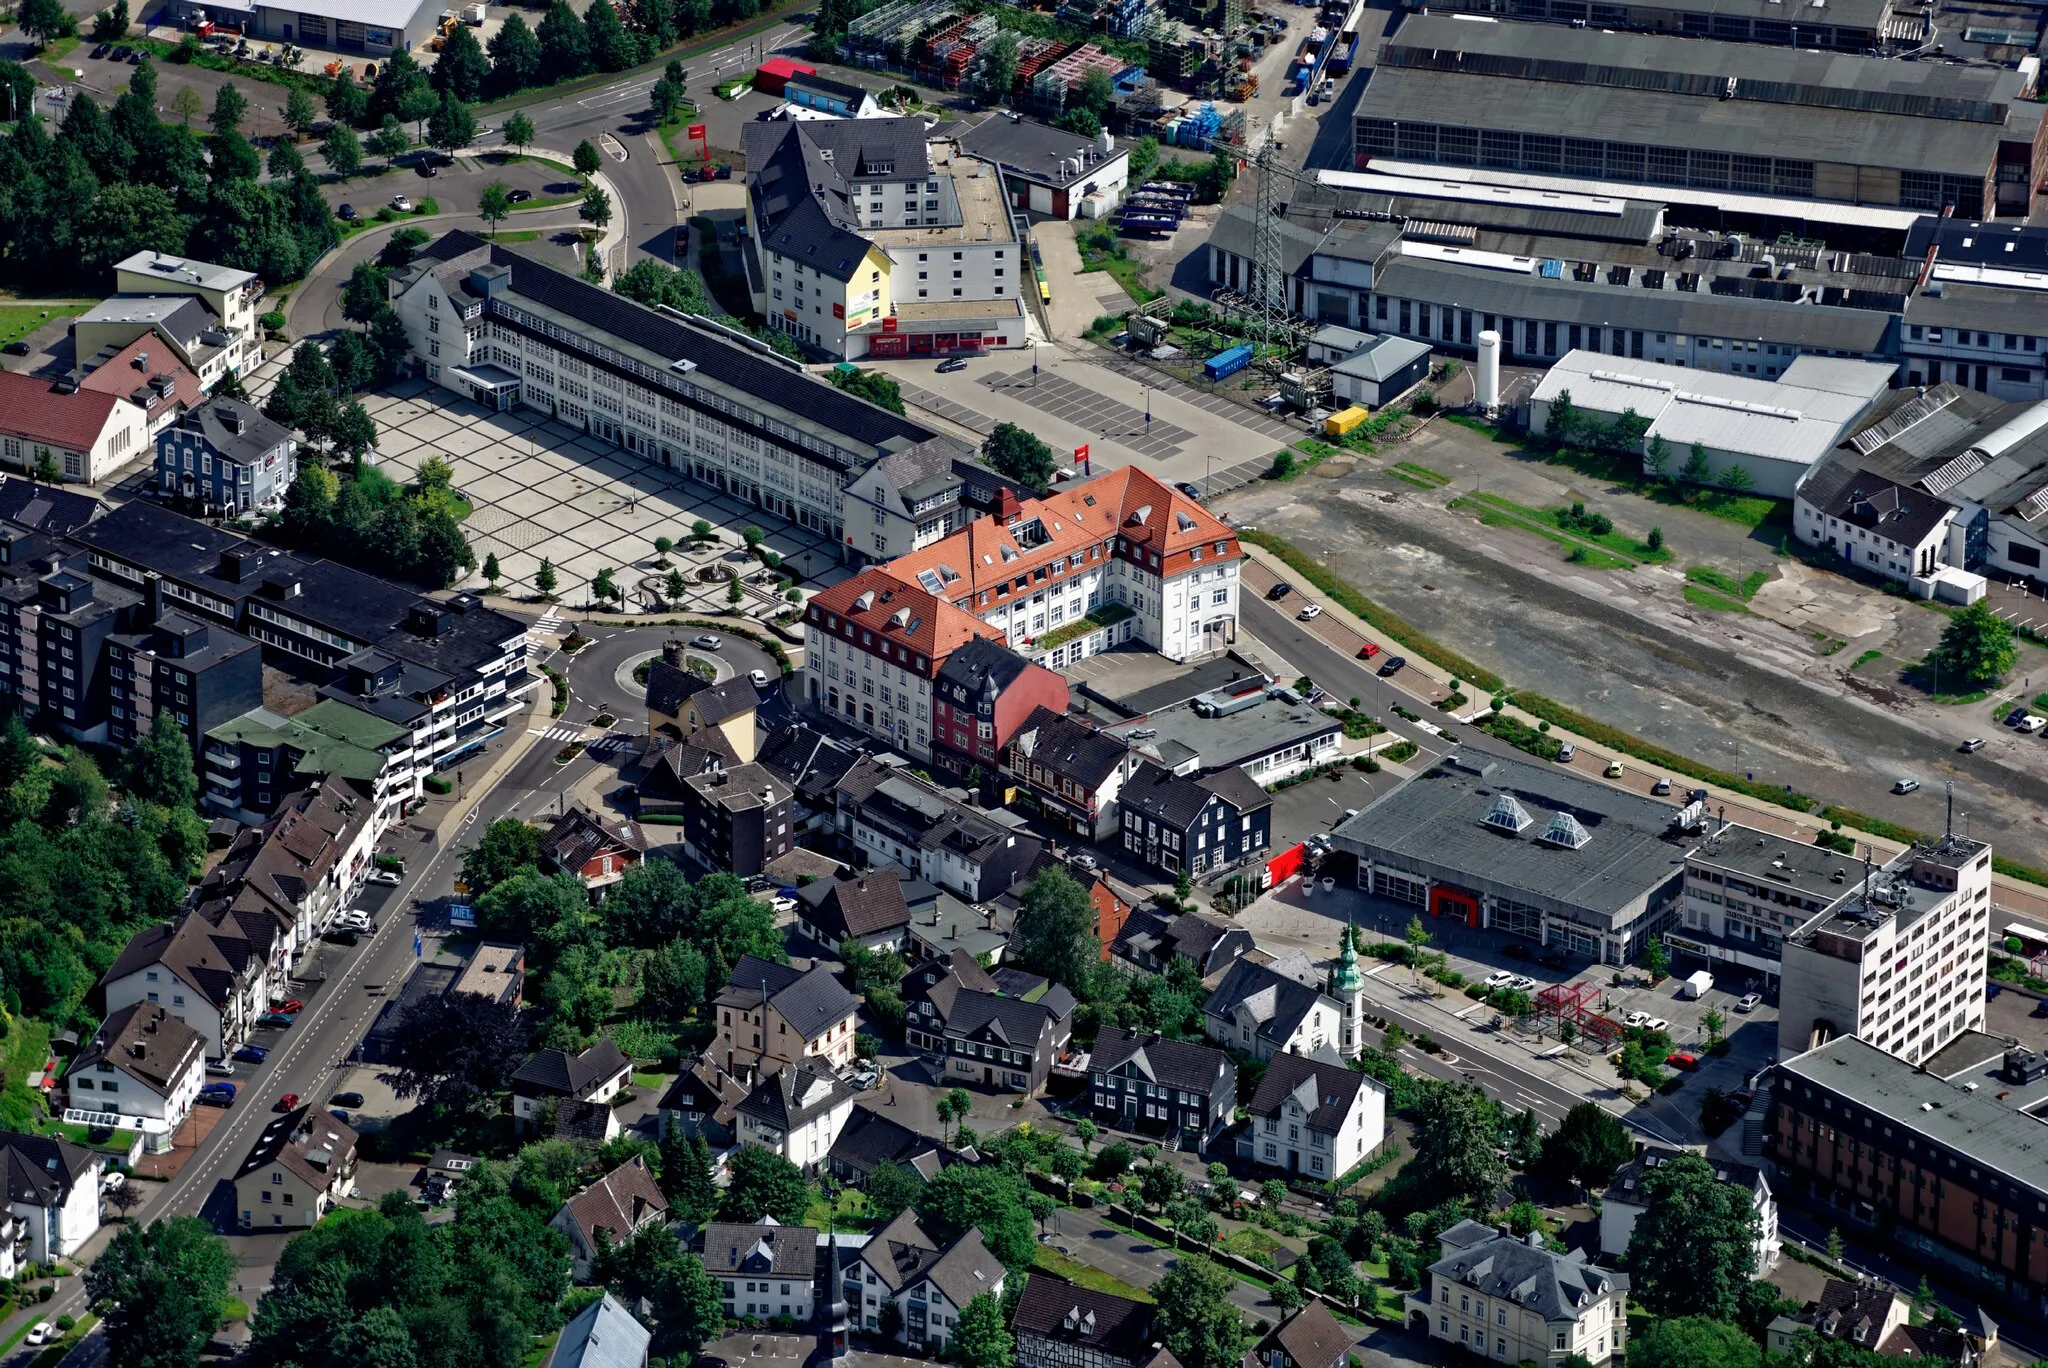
[[758, 722, 861, 842], [1117, 760, 1272, 878], [538, 808, 646, 894], [233, 1107, 358, 1230], [842, 1209, 1007, 1353], [1252, 1302, 1357, 1368], [657, 1056, 749, 1145], [735, 1060, 857, 1174], [0, 1132, 103, 1261], [510, 1039, 632, 1131], [828, 1105, 956, 1184], [1421, 1220, 1627, 1367], [1114, 908, 1254, 979], [1203, 956, 1344, 1061], [1766, 1279, 1910, 1359], [1013, 1274, 1178, 1368], [930, 635, 1070, 796], [836, 754, 1047, 902], [1000, 705, 1134, 841], [545, 1291, 651, 1368], [99, 905, 274, 1060], [1599, 1144, 1779, 1273], [941, 985, 1076, 1095], [1087, 1027, 1236, 1148], [646, 639, 761, 759], [903, 951, 1000, 1054], [703, 1219, 820, 1323], [64, 1003, 207, 1153], [1242, 1051, 1386, 1182], [713, 953, 860, 1079], [795, 869, 913, 953], [552, 1156, 669, 1281]]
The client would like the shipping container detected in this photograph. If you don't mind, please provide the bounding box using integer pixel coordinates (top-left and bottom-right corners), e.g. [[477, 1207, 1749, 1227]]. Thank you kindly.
[[1324, 405, 1369, 436], [1205, 344, 1255, 380], [1329, 32, 1359, 72]]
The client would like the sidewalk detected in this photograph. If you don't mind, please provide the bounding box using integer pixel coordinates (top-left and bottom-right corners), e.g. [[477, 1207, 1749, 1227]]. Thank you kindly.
[[1237, 540, 2048, 920]]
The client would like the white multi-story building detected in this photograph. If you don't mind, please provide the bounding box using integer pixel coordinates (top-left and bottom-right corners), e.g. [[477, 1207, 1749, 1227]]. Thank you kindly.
[[1598, 1145, 1780, 1273], [1241, 1051, 1386, 1182], [387, 233, 969, 556], [802, 567, 1002, 760], [63, 1003, 207, 1155], [1204, 956, 1346, 1062], [843, 1211, 1009, 1353], [1774, 831, 1993, 1064], [883, 466, 1243, 669], [705, 1219, 821, 1323], [734, 1061, 857, 1175], [1423, 1221, 1627, 1367], [0, 1133, 103, 1263]]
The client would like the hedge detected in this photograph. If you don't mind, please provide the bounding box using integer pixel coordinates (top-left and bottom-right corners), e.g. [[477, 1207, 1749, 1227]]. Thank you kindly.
[[1240, 531, 1505, 692], [1508, 692, 1814, 811]]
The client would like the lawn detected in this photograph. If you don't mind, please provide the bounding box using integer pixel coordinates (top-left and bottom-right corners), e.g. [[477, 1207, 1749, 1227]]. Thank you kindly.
[[492, 230, 543, 243], [1390, 461, 1450, 488], [804, 1186, 875, 1232], [1451, 493, 1639, 571], [1501, 433, 1790, 533], [1852, 649, 1885, 671], [1074, 222, 1162, 305], [1682, 564, 1770, 614], [1032, 1245, 1153, 1302], [0, 303, 85, 350]]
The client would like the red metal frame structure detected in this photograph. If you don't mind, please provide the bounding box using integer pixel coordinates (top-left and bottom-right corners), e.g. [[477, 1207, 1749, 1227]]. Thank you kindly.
[[1534, 981, 1623, 1050]]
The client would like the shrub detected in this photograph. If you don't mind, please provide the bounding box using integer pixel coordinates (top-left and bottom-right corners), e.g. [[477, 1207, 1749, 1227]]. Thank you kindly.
[[259, 309, 286, 332], [423, 774, 453, 795]]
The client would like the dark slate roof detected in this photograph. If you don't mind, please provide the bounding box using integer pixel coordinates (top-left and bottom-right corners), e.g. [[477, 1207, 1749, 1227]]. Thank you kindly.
[[1197, 765, 1272, 815], [1204, 959, 1333, 1052], [799, 870, 913, 940], [1603, 1144, 1768, 1206], [934, 635, 1034, 701], [658, 1056, 749, 1127], [737, 1059, 856, 1132], [715, 954, 859, 1040], [830, 1105, 952, 1177], [1010, 706, 1128, 788], [1012, 1274, 1170, 1362], [553, 1098, 615, 1144], [539, 809, 646, 872], [1428, 1220, 1626, 1322], [646, 655, 711, 719], [1265, 1303, 1357, 1368], [1120, 761, 1216, 831], [758, 723, 862, 806], [0, 1132, 96, 1206], [945, 987, 1071, 1047], [702, 1220, 819, 1277], [413, 232, 933, 455], [511, 1039, 631, 1100], [1091, 1027, 1232, 1095], [742, 118, 932, 285], [1802, 464, 1956, 547], [853, 1209, 942, 1292], [958, 113, 1128, 189], [1246, 1051, 1378, 1133], [786, 70, 875, 105], [0, 475, 102, 536], [174, 397, 293, 469], [922, 1228, 1007, 1309]]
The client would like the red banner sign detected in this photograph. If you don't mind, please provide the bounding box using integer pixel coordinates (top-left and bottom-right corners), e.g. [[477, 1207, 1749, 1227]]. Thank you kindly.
[[687, 124, 706, 139], [1074, 443, 1089, 462]]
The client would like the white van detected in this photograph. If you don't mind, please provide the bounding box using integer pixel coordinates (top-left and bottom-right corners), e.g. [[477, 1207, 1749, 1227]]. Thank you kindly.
[[1680, 969, 1714, 1000]]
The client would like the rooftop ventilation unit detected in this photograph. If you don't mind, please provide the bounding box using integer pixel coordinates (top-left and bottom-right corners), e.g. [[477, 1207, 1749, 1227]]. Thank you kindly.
[[1482, 793, 1533, 834], [1538, 811, 1592, 849]]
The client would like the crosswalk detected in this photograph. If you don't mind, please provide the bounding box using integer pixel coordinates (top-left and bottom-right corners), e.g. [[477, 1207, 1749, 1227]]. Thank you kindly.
[[527, 609, 564, 661], [526, 725, 636, 752], [531, 723, 585, 743]]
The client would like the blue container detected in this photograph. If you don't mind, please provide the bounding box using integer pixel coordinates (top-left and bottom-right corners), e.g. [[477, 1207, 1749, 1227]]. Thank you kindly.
[[1205, 344, 1255, 380]]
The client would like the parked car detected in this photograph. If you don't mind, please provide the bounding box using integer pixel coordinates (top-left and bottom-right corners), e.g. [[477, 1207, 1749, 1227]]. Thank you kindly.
[[2022, 717, 2048, 735], [748, 669, 770, 688], [276, 1093, 301, 1112], [198, 1083, 237, 1106], [1687, 788, 1709, 803], [1484, 970, 1517, 988], [1892, 777, 1921, 794], [336, 203, 357, 221], [1604, 759, 1624, 777], [205, 1059, 236, 1077], [1176, 482, 1203, 500], [936, 356, 968, 373], [1357, 641, 1381, 659], [1556, 742, 1577, 763], [2, 341, 31, 356], [1623, 1010, 1653, 1028], [272, 998, 305, 1014], [1298, 603, 1322, 620], [256, 1012, 296, 1028], [1666, 1051, 1700, 1070], [331, 1092, 365, 1109], [102, 1170, 126, 1192], [368, 869, 401, 885], [1267, 581, 1293, 600], [1735, 992, 1762, 1012], [691, 633, 723, 650], [1961, 736, 1987, 752], [1651, 776, 1673, 795], [1378, 655, 1406, 676], [1638, 1016, 1669, 1032], [91, 43, 111, 58], [507, 188, 532, 203], [232, 1045, 268, 1063], [2007, 706, 2031, 726], [418, 160, 439, 177], [390, 194, 414, 212], [25, 1323, 51, 1347]]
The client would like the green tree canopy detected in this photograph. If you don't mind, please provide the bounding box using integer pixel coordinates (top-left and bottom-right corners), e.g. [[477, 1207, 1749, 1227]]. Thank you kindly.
[[1928, 600, 2016, 692], [1154, 1255, 1249, 1368], [723, 1143, 809, 1224], [1010, 866, 1098, 992], [1624, 1152, 1761, 1319], [85, 1216, 235, 1368], [1541, 1101, 1635, 1194], [916, 1165, 1037, 1271], [1626, 1316, 1762, 1368], [982, 421, 1058, 492], [1408, 1082, 1508, 1206]]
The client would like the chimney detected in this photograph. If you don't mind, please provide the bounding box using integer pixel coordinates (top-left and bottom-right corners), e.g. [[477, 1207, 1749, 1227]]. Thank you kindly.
[[992, 486, 1023, 522], [662, 638, 684, 667]]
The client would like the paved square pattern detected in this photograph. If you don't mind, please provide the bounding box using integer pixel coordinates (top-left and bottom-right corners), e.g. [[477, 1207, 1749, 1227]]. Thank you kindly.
[[283, 374, 855, 609], [978, 370, 1195, 461]]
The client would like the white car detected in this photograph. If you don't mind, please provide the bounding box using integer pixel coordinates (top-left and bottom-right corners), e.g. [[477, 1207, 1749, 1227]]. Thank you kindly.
[[1507, 975, 1538, 993], [770, 895, 798, 914], [748, 669, 770, 688], [390, 194, 414, 212], [1298, 604, 1323, 620], [1641, 1016, 1669, 1032], [368, 870, 401, 886], [1483, 970, 1516, 989], [1623, 1010, 1652, 1029], [1736, 992, 1762, 1013], [24, 1324, 50, 1346], [102, 1170, 126, 1192]]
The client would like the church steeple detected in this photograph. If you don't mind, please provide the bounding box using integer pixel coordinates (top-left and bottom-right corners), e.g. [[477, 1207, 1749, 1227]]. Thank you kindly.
[[1332, 917, 1366, 1058], [827, 1210, 850, 1357]]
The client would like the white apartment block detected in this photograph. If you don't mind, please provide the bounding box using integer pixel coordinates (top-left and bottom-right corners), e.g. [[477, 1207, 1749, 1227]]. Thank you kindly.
[[1243, 1052, 1386, 1181], [804, 567, 1002, 760], [1424, 1222, 1627, 1368]]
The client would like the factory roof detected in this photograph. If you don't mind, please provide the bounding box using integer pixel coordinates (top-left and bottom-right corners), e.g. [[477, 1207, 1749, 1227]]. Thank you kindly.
[[113, 250, 258, 294], [1333, 334, 1434, 384], [1332, 752, 1690, 924], [957, 113, 1128, 187], [1101, 692, 1342, 774]]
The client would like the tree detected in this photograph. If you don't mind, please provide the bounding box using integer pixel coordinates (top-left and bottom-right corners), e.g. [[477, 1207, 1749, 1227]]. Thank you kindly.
[[1681, 442, 1713, 484], [1626, 1152, 1760, 1319], [124, 711, 198, 811], [369, 115, 410, 164], [1718, 462, 1755, 493], [377, 991, 527, 1115], [482, 552, 502, 588], [591, 566, 619, 610], [665, 568, 687, 604], [1139, 1161, 1183, 1213], [1012, 867, 1097, 991], [935, 1087, 973, 1143], [1074, 1118, 1097, 1151], [1409, 1083, 1507, 1206], [85, 1216, 234, 1368], [970, 33, 1019, 101], [427, 92, 478, 154], [1702, 1007, 1726, 1046], [724, 1144, 809, 1224], [580, 186, 613, 231], [210, 82, 249, 138], [1929, 600, 2016, 691], [91, 0, 129, 40], [267, 138, 305, 179], [1542, 1101, 1635, 1194], [651, 76, 688, 123], [282, 88, 318, 137], [33, 449, 61, 484], [864, 1160, 924, 1221], [460, 816, 543, 898], [536, 557, 558, 600], [1645, 433, 1672, 477], [541, 2, 594, 83], [1057, 107, 1102, 137], [479, 182, 513, 236], [172, 85, 205, 127], [1154, 1256, 1248, 1368], [432, 22, 491, 103], [1641, 937, 1669, 981], [982, 422, 1057, 493], [503, 111, 536, 158], [573, 138, 603, 179], [954, 1292, 1014, 1368], [586, 0, 638, 70], [648, 1246, 725, 1356], [490, 14, 544, 97], [1404, 913, 1431, 984], [18, 0, 76, 46], [321, 122, 363, 179], [209, 128, 262, 182], [660, 1129, 720, 1223], [917, 1165, 1036, 1271], [1624, 1316, 1761, 1368], [341, 261, 391, 325]]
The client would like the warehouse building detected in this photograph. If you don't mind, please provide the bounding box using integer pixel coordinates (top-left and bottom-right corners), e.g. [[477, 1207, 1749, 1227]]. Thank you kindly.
[[1352, 18, 2046, 224], [1900, 217, 2048, 401], [1528, 350, 1894, 497], [1415, 0, 1897, 50], [169, 0, 438, 55], [956, 114, 1131, 220], [1330, 751, 1692, 965]]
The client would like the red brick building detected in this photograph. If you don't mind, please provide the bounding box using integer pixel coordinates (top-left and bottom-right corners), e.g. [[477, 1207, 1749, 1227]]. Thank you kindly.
[[929, 635, 1069, 797]]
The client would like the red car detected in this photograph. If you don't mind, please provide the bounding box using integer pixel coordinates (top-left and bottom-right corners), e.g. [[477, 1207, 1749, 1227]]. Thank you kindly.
[[271, 999, 304, 1014], [1665, 1051, 1700, 1071], [1357, 642, 1381, 659], [276, 1093, 301, 1112]]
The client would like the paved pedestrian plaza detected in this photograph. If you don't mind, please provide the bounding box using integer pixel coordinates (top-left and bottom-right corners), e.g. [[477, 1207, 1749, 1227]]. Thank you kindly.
[[352, 381, 855, 609]]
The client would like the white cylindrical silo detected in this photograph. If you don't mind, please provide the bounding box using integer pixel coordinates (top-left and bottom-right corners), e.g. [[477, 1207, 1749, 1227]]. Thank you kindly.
[[1477, 330, 1501, 413]]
